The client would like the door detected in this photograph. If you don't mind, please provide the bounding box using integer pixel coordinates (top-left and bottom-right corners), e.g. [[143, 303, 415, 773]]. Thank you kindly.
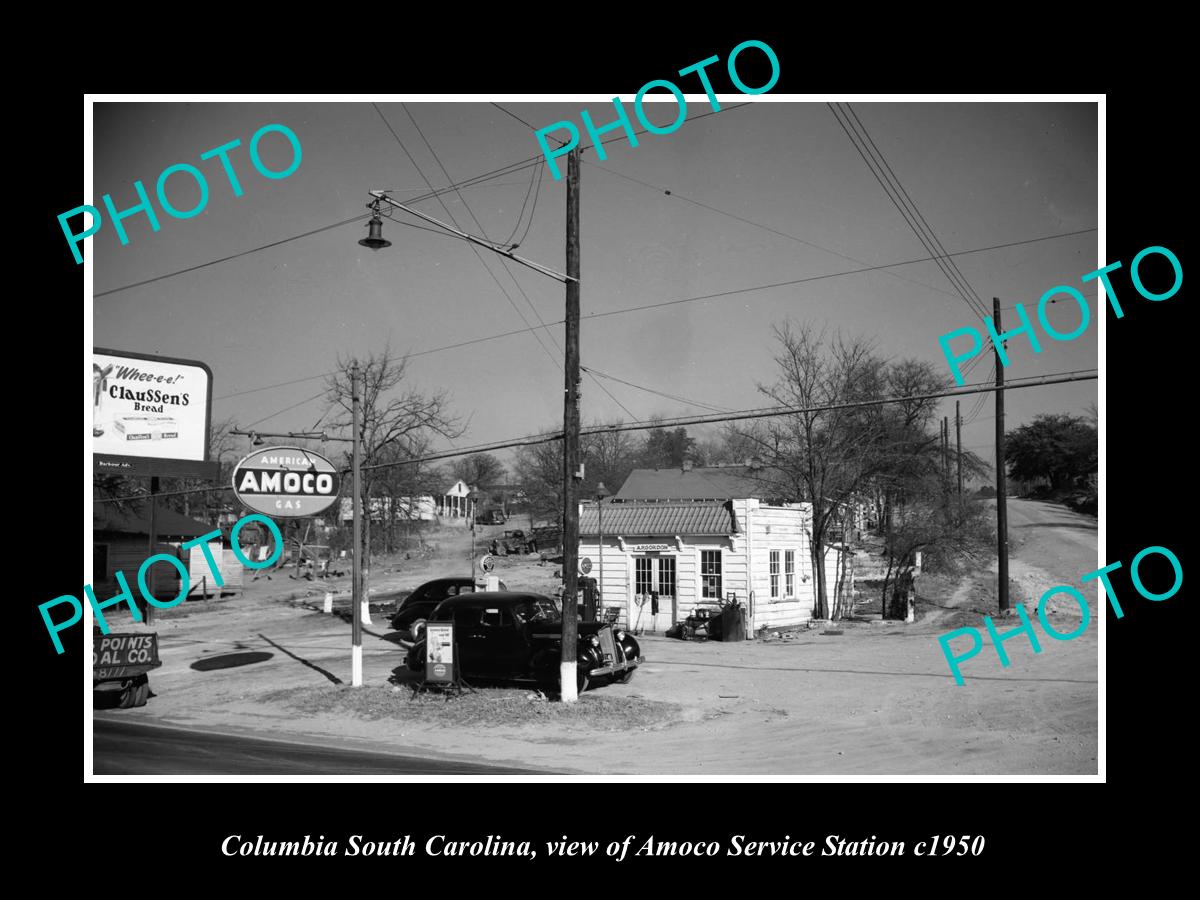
[[476, 605, 525, 675], [633, 554, 677, 632]]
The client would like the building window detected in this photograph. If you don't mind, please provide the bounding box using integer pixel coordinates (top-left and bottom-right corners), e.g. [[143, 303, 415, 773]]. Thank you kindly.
[[785, 550, 795, 597], [635, 557, 653, 595], [701, 550, 722, 599], [769, 550, 780, 598], [94, 544, 109, 585], [658, 557, 676, 597]]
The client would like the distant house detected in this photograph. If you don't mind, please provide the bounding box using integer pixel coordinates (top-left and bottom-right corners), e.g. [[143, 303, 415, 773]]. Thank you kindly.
[[92, 506, 212, 602], [579, 464, 851, 633], [438, 479, 478, 524]]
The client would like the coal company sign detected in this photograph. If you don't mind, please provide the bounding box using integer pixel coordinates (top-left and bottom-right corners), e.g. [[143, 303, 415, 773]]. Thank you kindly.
[[232, 446, 341, 517], [93, 348, 217, 478]]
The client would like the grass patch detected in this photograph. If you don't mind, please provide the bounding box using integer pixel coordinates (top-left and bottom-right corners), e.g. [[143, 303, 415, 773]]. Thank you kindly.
[[259, 684, 684, 731]]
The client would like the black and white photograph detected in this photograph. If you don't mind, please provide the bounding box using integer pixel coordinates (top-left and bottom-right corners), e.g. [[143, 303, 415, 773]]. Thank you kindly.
[[75, 94, 1114, 780]]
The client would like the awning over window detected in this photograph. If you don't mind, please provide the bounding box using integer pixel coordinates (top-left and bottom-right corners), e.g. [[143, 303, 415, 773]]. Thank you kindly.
[[579, 501, 736, 536]]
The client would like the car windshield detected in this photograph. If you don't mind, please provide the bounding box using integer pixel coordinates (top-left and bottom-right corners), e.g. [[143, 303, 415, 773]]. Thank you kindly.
[[520, 598, 560, 623]]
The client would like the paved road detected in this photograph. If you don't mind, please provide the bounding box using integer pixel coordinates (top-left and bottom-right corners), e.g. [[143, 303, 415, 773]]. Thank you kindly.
[[93, 718, 542, 775]]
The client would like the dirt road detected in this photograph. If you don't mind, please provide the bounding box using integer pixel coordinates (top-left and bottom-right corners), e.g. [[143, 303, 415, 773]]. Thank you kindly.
[[89, 511, 1097, 776], [1000, 498, 1099, 616]]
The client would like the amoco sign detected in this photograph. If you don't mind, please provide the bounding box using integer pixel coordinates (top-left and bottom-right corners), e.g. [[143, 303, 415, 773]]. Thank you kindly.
[[232, 446, 340, 517]]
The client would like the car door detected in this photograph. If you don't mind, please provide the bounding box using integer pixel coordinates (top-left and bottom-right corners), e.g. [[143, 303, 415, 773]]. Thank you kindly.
[[450, 605, 488, 675], [476, 606, 525, 676]]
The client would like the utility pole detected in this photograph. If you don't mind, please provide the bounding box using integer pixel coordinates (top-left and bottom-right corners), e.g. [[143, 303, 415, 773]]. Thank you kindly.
[[146, 475, 159, 625], [942, 417, 949, 477], [560, 146, 582, 703], [956, 400, 963, 501], [351, 360, 364, 686], [994, 298, 1010, 613]]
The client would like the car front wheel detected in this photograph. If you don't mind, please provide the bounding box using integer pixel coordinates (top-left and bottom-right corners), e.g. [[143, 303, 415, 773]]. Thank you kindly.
[[613, 669, 636, 685]]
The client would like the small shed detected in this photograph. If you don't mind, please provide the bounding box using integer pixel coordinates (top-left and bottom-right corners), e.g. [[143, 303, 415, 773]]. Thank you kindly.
[[92, 506, 212, 602]]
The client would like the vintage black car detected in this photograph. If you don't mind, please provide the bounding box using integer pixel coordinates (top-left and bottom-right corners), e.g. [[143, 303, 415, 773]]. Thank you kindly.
[[405, 591, 642, 693], [389, 577, 504, 640]]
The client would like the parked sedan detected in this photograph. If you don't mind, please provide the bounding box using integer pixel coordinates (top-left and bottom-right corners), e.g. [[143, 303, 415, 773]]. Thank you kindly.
[[405, 591, 642, 693], [389, 577, 505, 640]]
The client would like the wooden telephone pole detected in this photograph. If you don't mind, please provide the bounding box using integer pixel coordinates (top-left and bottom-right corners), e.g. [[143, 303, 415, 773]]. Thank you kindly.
[[956, 400, 963, 501], [351, 361, 363, 685], [993, 298, 1010, 613], [560, 147, 582, 702]]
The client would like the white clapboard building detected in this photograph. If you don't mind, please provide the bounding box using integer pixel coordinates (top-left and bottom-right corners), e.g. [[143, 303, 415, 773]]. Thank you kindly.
[[578, 464, 849, 634]]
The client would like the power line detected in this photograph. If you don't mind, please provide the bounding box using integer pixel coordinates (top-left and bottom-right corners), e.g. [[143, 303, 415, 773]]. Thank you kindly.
[[212, 226, 1096, 404], [582, 227, 1097, 322], [387, 102, 564, 371], [582, 365, 732, 413], [97, 368, 1096, 504], [827, 102, 988, 319], [244, 389, 327, 428], [580, 159, 971, 309], [397, 103, 636, 422], [842, 103, 989, 316]]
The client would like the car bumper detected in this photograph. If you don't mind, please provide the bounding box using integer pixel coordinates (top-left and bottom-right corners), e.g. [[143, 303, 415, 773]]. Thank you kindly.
[[588, 656, 642, 678]]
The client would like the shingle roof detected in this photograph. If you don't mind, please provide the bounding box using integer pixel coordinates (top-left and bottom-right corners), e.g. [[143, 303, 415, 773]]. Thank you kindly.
[[94, 505, 212, 538], [579, 501, 736, 536], [614, 466, 773, 501]]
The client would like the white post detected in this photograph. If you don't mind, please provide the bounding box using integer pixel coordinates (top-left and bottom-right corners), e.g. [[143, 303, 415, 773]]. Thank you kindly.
[[352, 644, 363, 685], [560, 661, 577, 703], [324, 591, 334, 614], [361, 597, 373, 626]]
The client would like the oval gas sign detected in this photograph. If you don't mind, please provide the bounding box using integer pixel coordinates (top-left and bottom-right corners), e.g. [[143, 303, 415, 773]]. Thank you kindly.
[[232, 446, 341, 517]]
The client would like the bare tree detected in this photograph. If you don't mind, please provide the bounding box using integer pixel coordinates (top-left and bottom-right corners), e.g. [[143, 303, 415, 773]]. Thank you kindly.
[[452, 453, 506, 490], [738, 324, 891, 620], [583, 421, 638, 497], [324, 344, 463, 583]]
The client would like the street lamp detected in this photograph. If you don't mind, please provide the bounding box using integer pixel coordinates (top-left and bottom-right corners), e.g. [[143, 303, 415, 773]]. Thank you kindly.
[[358, 200, 391, 251], [468, 489, 480, 573], [595, 482, 609, 622]]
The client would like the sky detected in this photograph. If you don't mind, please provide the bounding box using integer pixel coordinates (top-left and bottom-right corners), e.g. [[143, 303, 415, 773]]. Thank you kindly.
[[91, 99, 1098, 475]]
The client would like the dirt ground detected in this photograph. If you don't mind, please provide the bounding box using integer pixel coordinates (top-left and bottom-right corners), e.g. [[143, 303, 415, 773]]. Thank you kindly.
[[92, 505, 1098, 775]]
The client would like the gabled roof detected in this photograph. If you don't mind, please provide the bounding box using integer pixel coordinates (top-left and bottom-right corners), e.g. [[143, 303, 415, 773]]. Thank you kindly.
[[614, 466, 774, 501], [580, 501, 736, 536], [94, 505, 212, 538]]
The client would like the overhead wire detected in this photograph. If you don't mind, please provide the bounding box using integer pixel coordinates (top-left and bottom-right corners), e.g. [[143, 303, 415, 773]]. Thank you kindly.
[[842, 102, 990, 315], [97, 367, 1098, 504], [827, 102, 989, 319], [399, 104, 638, 420], [212, 226, 1096, 404], [372, 103, 563, 379]]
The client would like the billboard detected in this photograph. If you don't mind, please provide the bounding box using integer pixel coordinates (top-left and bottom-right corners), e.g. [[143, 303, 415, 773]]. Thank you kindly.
[[93, 348, 217, 479]]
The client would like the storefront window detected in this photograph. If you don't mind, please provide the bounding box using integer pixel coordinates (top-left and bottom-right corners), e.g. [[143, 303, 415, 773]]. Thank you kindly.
[[785, 550, 795, 596], [770, 550, 780, 598], [701, 550, 722, 599]]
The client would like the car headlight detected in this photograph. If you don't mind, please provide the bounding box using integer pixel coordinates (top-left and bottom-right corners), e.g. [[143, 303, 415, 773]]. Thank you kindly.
[[589, 635, 600, 647], [616, 630, 626, 641]]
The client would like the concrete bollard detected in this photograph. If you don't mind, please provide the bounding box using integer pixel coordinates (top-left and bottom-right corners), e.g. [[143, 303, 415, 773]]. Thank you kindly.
[[324, 591, 334, 614]]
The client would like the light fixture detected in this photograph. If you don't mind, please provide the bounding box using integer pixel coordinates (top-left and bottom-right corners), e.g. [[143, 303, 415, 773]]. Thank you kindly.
[[595, 481, 609, 502], [358, 215, 391, 251], [251, 432, 265, 446]]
